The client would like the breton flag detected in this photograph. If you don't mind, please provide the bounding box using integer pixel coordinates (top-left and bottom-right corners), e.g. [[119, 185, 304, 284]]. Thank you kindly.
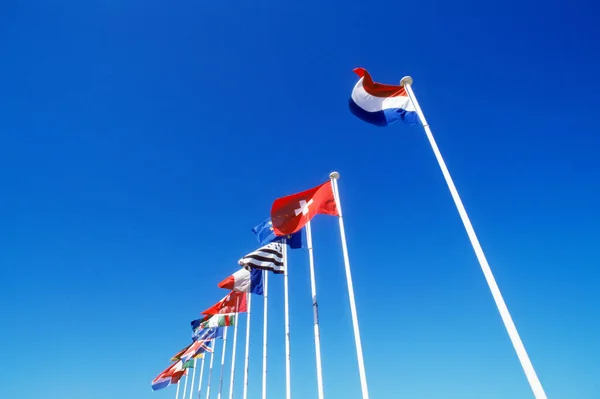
[[349, 67, 418, 127], [270, 181, 338, 236], [252, 217, 304, 249], [201, 291, 248, 315], [151, 361, 186, 391], [238, 242, 285, 274], [218, 268, 264, 295]]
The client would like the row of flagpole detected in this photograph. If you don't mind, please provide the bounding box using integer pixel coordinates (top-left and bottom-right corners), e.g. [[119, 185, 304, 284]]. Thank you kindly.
[[154, 170, 371, 399], [156, 68, 547, 399]]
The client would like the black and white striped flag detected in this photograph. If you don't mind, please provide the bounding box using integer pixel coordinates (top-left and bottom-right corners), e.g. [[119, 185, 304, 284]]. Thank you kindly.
[[238, 242, 284, 274]]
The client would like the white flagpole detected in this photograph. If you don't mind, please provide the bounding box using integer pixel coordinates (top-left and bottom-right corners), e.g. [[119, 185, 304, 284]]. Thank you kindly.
[[188, 359, 198, 399], [262, 270, 269, 399], [400, 77, 548, 399], [197, 354, 207, 399], [329, 173, 369, 399], [305, 221, 325, 399], [182, 365, 191, 399], [242, 294, 252, 399], [228, 304, 241, 399], [283, 241, 292, 399], [217, 327, 229, 399], [205, 351, 216, 399], [175, 377, 181, 399]]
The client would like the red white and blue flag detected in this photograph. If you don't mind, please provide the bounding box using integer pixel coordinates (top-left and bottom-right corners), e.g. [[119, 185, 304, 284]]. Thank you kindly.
[[349, 67, 417, 127], [218, 267, 264, 295]]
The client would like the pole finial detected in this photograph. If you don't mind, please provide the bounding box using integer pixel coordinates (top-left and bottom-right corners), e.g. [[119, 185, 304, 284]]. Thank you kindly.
[[400, 76, 413, 86], [329, 171, 340, 180]]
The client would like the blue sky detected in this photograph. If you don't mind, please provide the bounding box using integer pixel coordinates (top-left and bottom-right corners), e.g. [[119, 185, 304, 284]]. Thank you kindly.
[[1, 0, 599, 398]]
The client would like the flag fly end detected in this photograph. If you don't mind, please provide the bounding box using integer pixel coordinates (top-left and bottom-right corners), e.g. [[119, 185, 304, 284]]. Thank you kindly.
[[329, 171, 340, 180], [400, 76, 413, 86]]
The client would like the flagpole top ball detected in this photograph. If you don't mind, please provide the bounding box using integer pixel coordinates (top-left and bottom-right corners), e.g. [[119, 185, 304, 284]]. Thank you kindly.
[[400, 76, 413, 86], [329, 171, 340, 180]]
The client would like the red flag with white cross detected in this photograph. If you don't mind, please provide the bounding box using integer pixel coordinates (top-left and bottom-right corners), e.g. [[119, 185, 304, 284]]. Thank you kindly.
[[270, 180, 339, 236]]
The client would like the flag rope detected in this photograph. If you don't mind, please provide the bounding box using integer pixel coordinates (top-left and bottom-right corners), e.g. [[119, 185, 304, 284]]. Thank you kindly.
[[400, 78, 548, 399], [306, 221, 325, 399]]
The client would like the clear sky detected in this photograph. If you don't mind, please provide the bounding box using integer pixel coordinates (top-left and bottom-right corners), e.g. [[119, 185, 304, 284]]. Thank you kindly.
[[1, 1, 599, 398]]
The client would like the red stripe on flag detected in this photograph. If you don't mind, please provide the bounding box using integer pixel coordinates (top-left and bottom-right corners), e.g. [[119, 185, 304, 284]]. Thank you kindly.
[[353, 67, 408, 98]]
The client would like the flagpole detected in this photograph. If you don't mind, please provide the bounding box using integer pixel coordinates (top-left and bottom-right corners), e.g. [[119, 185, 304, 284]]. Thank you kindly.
[[400, 77, 548, 399], [175, 377, 181, 399], [188, 359, 198, 399], [261, 270, 269, 399], [305, 221, 325, 399], [329, 173, 369, 399], [217, 327, 229, 399], [205, 351, 215, 399], [242, 294, 252, 399], [228, 302, 241, 399], [283, 241, 292, 399], [197, 354, 207, 399], [182, 365, 190, 399]]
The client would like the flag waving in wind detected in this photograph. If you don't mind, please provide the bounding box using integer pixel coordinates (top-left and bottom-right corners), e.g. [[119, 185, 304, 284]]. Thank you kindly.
[[218, 267, 264, 294], [179, 339, 213, 363], [151, 361, 186, 391], [201, 291, 247, 315], [349, 67, 418, 127], [270, 180, 338, 236], [191, 325, 225, 342], [238, 242, 284, 274], [252, 218, 304, 249]]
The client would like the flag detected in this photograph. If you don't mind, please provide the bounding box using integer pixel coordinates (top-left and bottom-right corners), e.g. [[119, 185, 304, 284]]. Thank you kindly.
[[270, 181, 338, 236], [349, 67, 418, 127], [196, 314, 237, 329], [171, 343, 192, 362], [201, 291, 247, 315], [151, 361, 186, 391], [190, 314, 211, 331], [252, 218, 304, 249], [218, 268, 263, 295], [192, 326, 225, 342], [180, 339, 214, 363], [238, 242, 284, 274], [183, 360, 195, 369]]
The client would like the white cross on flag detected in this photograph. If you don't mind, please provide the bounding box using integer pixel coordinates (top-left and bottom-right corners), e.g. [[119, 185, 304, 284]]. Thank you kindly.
[[270, 180, 339, 236]]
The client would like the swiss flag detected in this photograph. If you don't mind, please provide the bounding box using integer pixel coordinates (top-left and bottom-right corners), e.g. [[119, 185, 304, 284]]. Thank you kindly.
[[201, 291, 247, 315], [270, 181, 339, 236]]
